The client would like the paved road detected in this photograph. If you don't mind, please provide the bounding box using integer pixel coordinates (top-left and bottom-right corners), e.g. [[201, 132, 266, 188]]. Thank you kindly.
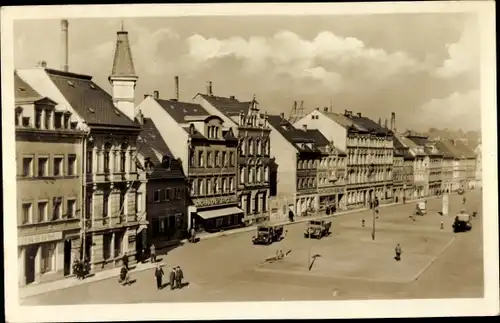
[[22, 190, 483, 305]]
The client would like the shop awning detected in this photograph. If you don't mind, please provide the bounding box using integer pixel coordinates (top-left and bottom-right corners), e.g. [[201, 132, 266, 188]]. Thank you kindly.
[[197, 207, 244, 220]]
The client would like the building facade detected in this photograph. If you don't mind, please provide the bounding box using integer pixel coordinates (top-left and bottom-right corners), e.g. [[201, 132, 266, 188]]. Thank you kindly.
[[392, 140, 405, 203], [15, 73, 86, 286], [400, 133, 429, 198], [294, 108, 394, 209], [453, 139, 477, 189], [435, 140, 455, 193], [137, 117, 188, 247], [17, 26, 149, 273], [194, 92, 271, 225], [308, 130, 347, 213], [137, 94, 241, 233], [267, 114, 324, 219]]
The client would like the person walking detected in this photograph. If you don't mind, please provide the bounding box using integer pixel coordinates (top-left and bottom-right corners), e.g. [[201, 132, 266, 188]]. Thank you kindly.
[[169, 267, 176, 290], [288, 209, 294, 222], [395, 244, 402, 261], [122, 253, 129, 270], [175, 266, 184, 289], [150, 244, 156, 263], [154, 264, 164, 290]]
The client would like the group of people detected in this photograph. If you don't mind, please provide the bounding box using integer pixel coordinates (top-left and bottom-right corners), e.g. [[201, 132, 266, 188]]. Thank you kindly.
[[154, 264, 184, 290]]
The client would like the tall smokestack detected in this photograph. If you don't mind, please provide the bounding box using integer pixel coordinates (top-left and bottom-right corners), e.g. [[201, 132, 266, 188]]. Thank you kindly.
[[61, 20, 69, 72], [390, 112, 396, 132], [384, 118, 388, 129], [208, 81, 213, 96], [174, 76, 179, 101]]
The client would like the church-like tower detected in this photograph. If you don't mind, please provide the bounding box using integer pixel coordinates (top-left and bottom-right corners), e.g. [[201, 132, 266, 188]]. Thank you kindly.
[[109, 23, 138, 121]]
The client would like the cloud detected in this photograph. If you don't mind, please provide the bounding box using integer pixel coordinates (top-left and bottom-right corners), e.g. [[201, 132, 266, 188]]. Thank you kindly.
[[184, 30, 426, 92], [415, 90, 481, 131], [434, 17, 479, 79]]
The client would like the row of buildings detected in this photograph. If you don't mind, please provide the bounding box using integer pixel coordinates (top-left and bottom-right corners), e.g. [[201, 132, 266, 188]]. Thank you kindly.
[[14, 22, 481, 286]]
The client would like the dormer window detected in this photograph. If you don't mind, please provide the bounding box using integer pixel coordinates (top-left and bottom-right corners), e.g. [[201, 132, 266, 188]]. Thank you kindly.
[[162, 155, 171, 169], [44, 110, 51, 130], [54, 112, 63, 129], [15, 107, 23, 126], [63, 112, 71, 129], [35, 109, 42, 129]]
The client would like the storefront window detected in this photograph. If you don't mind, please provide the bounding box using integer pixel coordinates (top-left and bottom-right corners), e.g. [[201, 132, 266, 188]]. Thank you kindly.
[[41, 243, 56, 273]]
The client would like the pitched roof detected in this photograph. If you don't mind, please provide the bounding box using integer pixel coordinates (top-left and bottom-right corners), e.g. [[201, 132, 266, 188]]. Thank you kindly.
[[197, 93, 252, 116], [268, 115, 322, 153], [349, 115, 392, 135], [400, 136, 427, 156], [322, 111, 366, 130], [434, 140, 457, 159], [110, 30, 137, 78], [45, 69, 139, 128], [155, 98, 209, 123], [14, 72, 44, 103], [138, 118, 185, 180], [452, 139, 477, 159]]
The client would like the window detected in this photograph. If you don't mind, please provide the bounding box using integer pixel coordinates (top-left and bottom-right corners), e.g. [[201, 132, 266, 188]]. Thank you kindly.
[[41, 243, 56, 273], [44, 110, 51, 130], [37, 201, 47, 222], [22, 117, 30, 127], [54, 112, 63, 129], [249, 139, 253, 155], [119, 192, 125, 215], [207, 180, 212, 194], [229, 152, 234, 166], [22, 203, 32, 224], [229, 177, 234, 191], [66, 199, 76, 218], [22, 157, 33, 177], [35, 110, 42, 129], [198, 180, 204, 195], [240, 167, 245, 184], [198, 151, 204, 167], [264, 166, 269, 182], [63, 114, 70, 129], [104, 144, 111, 173], [189, 149, 195, 167], [38, 157, 48, 177], [256, 140, 261, 155], [53, 157, 63, 176], [103, 192, 109, 218], [136, 192, 143, 214], [215, 151, 220, 167], [68, 155, 76, 175], [52, 197, 62, 220], [207, 152, 213, 167], [164, 189, 171, 201], [120, 149, 127, 173], [249, 167, 254, 183], [114, 232, 123, 257], [191, 180, 196, 196], [86, 150, 93, 174], [154, 189, 161, 203], [222, 152, 227, 167]]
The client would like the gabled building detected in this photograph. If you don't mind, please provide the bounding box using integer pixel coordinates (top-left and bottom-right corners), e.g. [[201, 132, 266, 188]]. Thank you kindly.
[[137, 93, 241, 233], [16, 25, 148, 274], [136, 116, 188, 247], [305, 129, 347, 213], [434, 140, 456, 193], [399, 133, 428, 198], [392, 135, 406, 202], [294, 108, 394, 209], [452, 139, 477, 189], [193, 89, 271, 225], [15, 72, 86, 286], [267, 114, 324, 219]]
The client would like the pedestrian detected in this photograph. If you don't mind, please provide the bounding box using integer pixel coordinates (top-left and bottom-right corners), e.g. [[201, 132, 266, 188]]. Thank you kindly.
[[169, 267, 176, 290], [154, 264, 164, 290], [190, 227, 196, 243], [288, 210, 294, 222], [141, 248, 147, 263], [463, 196, 466, 204], [361, 218, 365, 227], [395, 244, 402, 261], [175, 266, 184, 289], [122, 253, 129, 270], [440, 221, 444, 230], [150, 244, 156, 263]]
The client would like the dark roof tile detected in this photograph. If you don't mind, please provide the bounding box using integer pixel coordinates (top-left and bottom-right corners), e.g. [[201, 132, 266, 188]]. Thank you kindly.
[[155, 99, 209, 123]]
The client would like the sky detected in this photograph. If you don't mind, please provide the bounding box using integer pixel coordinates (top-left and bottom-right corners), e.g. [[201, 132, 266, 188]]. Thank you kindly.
[[14, 13, 481, 132]]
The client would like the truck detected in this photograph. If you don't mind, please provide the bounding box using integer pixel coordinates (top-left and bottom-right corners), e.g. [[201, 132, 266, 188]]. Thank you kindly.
[[304, 220, 332, 239], [452, 212, 472, 233], [252, 224, 284, 245]]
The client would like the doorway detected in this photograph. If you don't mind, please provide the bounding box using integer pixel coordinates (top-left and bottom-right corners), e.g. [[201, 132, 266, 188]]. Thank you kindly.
[[25, 246, 37, 285], [63, 240, 71, 276]]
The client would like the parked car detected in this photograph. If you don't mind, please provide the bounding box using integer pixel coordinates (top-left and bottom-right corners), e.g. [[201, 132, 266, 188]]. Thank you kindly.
[[452, 211, 472, 233], [304, 220, 331, 239], [252, 224, 284, 245]]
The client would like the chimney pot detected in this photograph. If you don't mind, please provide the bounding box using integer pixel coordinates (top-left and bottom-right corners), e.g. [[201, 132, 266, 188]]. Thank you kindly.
[[144, 94, 148, 99], [280, 112, 285, 119], [153, 90, 159, 99], [302, 124, 307, 131], [357, 112, 362, 117], [384, 118, 388, 128], [230, 95, 235, 100], [324, 107, 328, 112], [207, 81, 213, 96]]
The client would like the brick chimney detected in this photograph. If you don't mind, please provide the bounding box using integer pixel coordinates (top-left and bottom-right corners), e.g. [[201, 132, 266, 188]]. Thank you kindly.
[[153, 90, 159, 99], [391, 112, 396, 132], [174, 76, 179, 101], [280, 112, 285, 119], [61, 20, 69, 72], [207, 81, 213, 96]]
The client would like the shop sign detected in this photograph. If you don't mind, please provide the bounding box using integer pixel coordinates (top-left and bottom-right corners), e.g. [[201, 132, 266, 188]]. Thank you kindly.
[[19, 232, 62, 246]]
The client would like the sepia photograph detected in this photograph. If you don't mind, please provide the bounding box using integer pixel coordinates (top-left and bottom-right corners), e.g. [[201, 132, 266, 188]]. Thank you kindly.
[[1, 2, 498, 321]]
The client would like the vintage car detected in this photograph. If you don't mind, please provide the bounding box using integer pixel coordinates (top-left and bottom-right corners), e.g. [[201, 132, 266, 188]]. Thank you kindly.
[[304, 220, 332, 239], [415, 201, 427, 216], [452, 211, 472, 233], [252, 224, 284, 245]]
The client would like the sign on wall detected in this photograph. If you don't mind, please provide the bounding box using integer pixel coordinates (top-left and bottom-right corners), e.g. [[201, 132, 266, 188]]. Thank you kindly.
[[18, 232, 63, 246]]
